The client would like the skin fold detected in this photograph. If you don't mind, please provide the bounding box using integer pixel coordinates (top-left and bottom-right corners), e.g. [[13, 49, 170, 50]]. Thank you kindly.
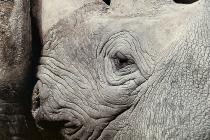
[[30, 0, 210, 140]]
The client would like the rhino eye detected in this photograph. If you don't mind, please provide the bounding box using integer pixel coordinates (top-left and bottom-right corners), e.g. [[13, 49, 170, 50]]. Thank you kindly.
[[112, 52, 136, 72]]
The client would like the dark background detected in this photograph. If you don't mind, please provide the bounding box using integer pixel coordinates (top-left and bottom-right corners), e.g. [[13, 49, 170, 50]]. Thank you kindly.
[[103, 0, 111, 5]]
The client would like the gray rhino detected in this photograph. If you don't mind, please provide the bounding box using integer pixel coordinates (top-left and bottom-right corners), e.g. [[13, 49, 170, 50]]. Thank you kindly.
[[0, 0, 210, 140], [31, 0, 210, 139]]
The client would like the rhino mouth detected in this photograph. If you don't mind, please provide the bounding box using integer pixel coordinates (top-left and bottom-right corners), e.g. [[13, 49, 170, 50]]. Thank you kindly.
[[36, 120, 65, 140], [34, 120, 82, 140], [33, 107, 83, 140], [32, 81, 83, 140]]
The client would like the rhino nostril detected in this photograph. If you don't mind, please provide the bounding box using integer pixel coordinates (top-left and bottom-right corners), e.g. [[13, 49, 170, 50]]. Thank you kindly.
[[38, 120, 66, 130], [37, 120, 82, 138]]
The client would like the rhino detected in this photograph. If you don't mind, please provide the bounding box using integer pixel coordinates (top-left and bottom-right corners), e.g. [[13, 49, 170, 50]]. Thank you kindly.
[[31, 0, 210, 139], [0, 0, 210, 140]]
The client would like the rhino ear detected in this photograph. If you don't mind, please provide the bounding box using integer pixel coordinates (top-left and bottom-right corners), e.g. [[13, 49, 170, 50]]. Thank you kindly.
[[33, 0, 107, 37]]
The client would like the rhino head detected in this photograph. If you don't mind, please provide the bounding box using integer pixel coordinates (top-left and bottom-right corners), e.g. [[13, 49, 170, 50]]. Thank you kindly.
[[32, 0, 210, 139]]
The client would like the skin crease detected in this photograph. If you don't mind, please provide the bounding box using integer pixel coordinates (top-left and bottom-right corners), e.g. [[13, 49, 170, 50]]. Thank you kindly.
[[32, 0, 210, 140]]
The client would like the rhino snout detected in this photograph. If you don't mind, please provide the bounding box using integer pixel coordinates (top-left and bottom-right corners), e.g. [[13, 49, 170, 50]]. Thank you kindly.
[[32, 80, 84, 139]]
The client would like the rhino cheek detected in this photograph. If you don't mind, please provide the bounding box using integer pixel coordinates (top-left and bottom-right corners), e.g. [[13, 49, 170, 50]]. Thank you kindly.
[[113, 8, 210, 140]]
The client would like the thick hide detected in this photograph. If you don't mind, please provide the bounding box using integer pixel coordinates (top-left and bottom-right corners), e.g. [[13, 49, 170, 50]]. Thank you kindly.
[[32, 0, 210, 139]]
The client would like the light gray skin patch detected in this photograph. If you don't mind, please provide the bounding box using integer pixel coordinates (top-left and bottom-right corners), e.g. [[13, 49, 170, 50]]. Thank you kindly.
[[32, 1, 210, 140]]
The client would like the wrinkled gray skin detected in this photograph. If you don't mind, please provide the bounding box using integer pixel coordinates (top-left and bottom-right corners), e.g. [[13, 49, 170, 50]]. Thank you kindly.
[[32, 0, 210, 140]]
